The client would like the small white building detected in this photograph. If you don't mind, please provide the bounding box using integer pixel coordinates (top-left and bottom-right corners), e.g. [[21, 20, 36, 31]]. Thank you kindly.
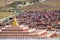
[[39, 0, 45, 2]]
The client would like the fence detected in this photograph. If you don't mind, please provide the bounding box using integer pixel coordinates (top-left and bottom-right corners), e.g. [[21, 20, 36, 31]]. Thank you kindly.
[[0, 38, 60, 40]]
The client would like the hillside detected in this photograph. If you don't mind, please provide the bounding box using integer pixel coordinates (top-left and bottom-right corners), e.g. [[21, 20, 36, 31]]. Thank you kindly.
[[0, 12, 14, 19], [0, 0, 60, 19], [0, 0, 33, 6], [0, 0, 15, 6], [21, 1, 60, 11]]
